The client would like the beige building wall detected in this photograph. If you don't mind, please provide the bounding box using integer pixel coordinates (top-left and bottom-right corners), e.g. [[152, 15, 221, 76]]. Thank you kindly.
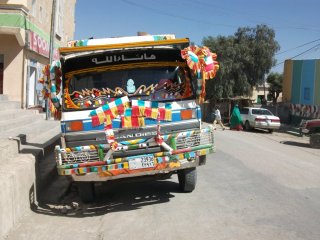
[[251, 84, 269, 103], [26, 0, 52, 34], [0, 0, 28, 4], [252, 83, 283, 104], [0, 0, 76, 106], [25, 0, 76, 47], [62, 0, 76, 44], [0, 35, 24, 102]]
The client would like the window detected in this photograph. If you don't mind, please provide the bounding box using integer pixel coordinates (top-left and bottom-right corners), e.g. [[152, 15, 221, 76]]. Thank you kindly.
[[39, 6, 43, 23], [69, 66, 190, 98], [0, 54, 4, 94], [304, 87, 310, 100], [252, 109, 273, 116], [55, 0, 64, 37], [31, 0, 36, 17], [257, 95, 264, 104], [240, 108, 249, 114], [66, 65, 194, 110]]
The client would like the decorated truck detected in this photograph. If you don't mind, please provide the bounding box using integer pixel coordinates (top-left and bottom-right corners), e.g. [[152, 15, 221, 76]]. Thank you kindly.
[[41, 34, 219, 202]]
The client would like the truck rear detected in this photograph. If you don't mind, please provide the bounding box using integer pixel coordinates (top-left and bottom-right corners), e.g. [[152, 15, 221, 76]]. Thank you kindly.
[[54, 34, 216, 202]]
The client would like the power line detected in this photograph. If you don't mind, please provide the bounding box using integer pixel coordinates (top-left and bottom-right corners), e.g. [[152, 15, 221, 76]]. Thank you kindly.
[[276, 38, 320, 55], [121, 0, 240, 29], [274, 42, 320, 67], [179, 0, 320, 33]]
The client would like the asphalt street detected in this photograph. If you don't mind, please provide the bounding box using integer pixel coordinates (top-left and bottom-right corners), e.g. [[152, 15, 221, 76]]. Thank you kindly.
[[5, 128, 320, 240]]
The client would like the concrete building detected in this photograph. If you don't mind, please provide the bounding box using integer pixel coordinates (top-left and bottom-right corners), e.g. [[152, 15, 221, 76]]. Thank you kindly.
[[252, 83, 283, 104], [251, 83, 269, 104], [283, 59, 320, 105], [282, 59, 320, 121], [0, 0, 76, 108]]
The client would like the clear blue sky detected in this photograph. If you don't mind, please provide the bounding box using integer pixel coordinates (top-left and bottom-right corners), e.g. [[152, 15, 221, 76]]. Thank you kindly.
[[74, 0, 320, 73]]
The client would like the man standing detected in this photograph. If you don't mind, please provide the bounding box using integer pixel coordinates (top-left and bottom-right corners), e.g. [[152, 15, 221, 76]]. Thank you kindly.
[[213, 106, 225, 130]]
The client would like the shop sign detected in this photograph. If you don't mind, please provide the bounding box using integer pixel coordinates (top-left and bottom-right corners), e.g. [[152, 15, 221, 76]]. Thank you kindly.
[[28, 31, 59, 60]]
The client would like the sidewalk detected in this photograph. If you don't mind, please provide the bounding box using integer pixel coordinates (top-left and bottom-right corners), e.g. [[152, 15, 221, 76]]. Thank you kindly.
[[0, 116, 62, 239], [203, 121, 301, 136], [276, 124, 301, 137]]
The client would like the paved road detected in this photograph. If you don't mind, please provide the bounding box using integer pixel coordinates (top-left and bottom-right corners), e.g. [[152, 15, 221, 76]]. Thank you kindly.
[[5, 129, 320, 240]]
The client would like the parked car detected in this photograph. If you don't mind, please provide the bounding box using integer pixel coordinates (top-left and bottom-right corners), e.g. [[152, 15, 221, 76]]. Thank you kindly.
[[240, 107, 281, 133], [299, 119, 320, 148]]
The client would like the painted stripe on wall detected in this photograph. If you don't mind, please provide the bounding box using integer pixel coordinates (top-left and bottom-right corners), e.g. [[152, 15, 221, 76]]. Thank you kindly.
[[315, 60, 320, 105], [300, 60, 315, 105], [283, 60, 293, 102], [291, 60, 303, 104], [0, 13, 59, 47]]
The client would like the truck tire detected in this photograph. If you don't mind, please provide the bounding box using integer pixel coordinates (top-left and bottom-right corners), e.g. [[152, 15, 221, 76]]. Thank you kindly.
[[199, 155, 206, 166], [310, 133, 320, 149], [77, 182, 95, 203], [178, 167, 197, 192]]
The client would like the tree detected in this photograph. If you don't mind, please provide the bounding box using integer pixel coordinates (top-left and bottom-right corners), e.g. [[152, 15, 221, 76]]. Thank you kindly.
[[203, 24, 280, 100], [266, 72, 283, 104]]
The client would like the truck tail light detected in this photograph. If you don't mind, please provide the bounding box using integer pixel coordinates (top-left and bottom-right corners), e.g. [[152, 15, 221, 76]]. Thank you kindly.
[[67, 121, 84, 131]]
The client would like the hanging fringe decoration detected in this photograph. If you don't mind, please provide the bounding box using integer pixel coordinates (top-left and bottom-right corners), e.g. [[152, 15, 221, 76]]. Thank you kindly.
[[89, 96, 130, 160], [155, 112, 173, 153], [181, 45, 219, 104], [38, 61, 62, 119], [89, 97, 173, 160], [131, 100, 172, 121]]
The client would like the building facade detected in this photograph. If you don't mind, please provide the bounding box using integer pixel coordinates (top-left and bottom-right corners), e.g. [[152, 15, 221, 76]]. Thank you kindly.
[[283, 59, 320, 120], [0, 0, 76, 108]]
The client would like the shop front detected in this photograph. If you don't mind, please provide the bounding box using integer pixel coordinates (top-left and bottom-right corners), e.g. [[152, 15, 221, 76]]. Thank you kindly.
[[25, 30, 59, 109]]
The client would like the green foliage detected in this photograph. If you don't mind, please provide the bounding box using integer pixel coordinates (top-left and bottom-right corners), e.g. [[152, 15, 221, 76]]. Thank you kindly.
[[266, 72, 283, 104], [203, 24, 280, 101]]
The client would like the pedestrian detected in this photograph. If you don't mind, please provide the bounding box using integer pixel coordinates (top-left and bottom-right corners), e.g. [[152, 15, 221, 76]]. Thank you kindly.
[[261, 97, 267, 107], [213, 106, 225, 130], [230, 104, 243, 131]]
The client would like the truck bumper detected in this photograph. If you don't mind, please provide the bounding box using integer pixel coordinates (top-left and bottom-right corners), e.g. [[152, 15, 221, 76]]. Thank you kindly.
[[55, 126, 214, 182], [71, 157, 199, 182]]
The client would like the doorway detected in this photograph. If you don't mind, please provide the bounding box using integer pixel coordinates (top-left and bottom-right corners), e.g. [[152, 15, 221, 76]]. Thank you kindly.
[[0, 55, 3, 94], [27, 66, 37, 107]]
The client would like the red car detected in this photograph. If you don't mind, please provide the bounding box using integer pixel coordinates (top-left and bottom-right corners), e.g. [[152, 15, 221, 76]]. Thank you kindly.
[[299, 119, 320, 148]]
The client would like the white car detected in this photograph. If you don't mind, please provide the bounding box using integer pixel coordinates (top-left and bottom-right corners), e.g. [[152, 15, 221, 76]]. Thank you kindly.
[[240, 107, 281, 133]]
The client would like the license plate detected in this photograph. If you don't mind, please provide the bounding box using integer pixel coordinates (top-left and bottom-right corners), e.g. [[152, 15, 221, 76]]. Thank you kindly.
[[128, 155, 154, 170]]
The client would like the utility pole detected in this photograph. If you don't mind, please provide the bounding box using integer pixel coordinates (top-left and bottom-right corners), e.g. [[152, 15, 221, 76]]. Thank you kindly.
[[46, 0, 57, 120]]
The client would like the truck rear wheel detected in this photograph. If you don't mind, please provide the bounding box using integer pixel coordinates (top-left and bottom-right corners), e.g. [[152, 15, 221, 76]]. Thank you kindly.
[[199, 155, 206, 166], [77, 182, 95, 203], [310, 133, 320, 148], [178, 167, 197, 192]]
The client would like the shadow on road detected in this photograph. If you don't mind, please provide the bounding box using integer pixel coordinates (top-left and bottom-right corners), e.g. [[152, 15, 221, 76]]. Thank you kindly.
[[32, 179, 179, 217], [280, 141, 311, 148]]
